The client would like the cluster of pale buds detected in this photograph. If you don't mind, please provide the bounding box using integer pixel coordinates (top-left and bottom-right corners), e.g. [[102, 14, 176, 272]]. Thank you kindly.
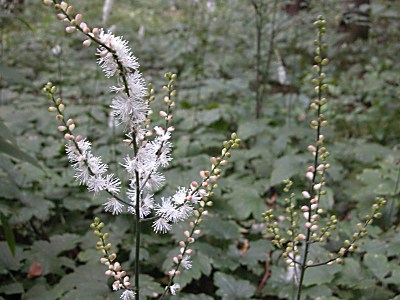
[[43, 0, 99, 48], [101, 257, 131, 291]]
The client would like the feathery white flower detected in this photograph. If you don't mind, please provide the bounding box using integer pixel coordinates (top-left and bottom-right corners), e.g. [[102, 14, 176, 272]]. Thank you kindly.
[[104, 197, 124, 215], [127, 193, 154, 219], [169, 283, 180, 295], [181, 255, 192, 270], [97, 29, 139, 77], [152, 218, 171, 234], [120, 290, 135, 300]]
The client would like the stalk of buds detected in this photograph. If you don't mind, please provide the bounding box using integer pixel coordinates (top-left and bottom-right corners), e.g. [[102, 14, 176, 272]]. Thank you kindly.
[[262, 16, 386, 300]]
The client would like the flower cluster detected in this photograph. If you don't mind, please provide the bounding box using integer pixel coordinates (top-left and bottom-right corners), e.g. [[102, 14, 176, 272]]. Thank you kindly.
[[43, 1, 240, 298]]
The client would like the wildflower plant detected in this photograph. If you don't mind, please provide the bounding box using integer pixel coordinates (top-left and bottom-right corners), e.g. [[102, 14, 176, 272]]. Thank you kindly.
[[41, 0, 239, 299], [262, 16, 386, 300]]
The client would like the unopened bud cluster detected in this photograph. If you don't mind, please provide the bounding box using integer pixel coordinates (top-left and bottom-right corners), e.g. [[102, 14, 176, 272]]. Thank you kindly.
[[166, 134, 240, 291], [263, 16, 387, 273], [90, 218, 134, 294]]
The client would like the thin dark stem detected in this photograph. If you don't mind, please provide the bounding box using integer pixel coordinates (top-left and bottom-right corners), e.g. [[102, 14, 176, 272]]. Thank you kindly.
[[296, 33, 324, 300], [132, 131, 141, 299]]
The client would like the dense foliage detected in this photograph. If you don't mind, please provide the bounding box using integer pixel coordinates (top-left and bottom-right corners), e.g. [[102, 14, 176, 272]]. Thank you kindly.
[[0, 0, 399, 299]]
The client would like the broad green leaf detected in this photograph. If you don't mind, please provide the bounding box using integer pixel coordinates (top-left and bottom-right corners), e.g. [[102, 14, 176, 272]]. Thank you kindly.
[[0, 119, 17, 144], [214, 272, 256, 300], [364, 253, 389, 280], [202, 216, 240, 240], [0, 139, 40, 168], [270, 154, 306, 187]]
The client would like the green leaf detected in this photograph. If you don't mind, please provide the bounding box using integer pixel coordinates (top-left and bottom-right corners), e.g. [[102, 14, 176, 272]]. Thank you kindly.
[[214, 272, 256, 300], [0, 213, 16, 256], [364, 253, 389, 280], [202, 216, 240, 240], [0, 139, 40, 168], [270, 154, 306, 187], [0, 119, 17, 144]]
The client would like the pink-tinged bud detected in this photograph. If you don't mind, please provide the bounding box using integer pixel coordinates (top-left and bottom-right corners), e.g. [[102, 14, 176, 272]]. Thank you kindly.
[[305, 222, 311, 228], [307, 145, 316, 152], [60, 1, 68, 9], [173, 257, 179, 264], [310, 198, 318, 204], [75, 135, 83, 142], [307, 166, 315, 172], [317, 164, 325, 171], [167, 126, 175, 132], [313, 183, 322, 190], [184, 230, 190, 237], [168, 269, 175, 276], [302, 191, 311, 199], [100, 258, 108, 264], [80, 22, 87, 29], [113, 262, 121, 271], [99, 49, 108, 57], [167, 115, 173, 121], [278, 215, 285, 222], [105, 270, 113, 276], [202, 210, 208, 216], [57, 13, 66, 20], [83, 27, 90, 34], [311, 204, 318, 210], [114, 273, 120, 280], [179, 241, 185, 247], [92, 27, 100, 37], [306, 172, 314, 180], [74, 13, 82, 24], [202, 182, 208, 187], [154, 126, 164, 135], [199, 189, 207, 196], [301, 206, 309, 212], [297, 233, 306, 240], [186, 249, 193, 254], [187, 237, 195, 243], [66, 118, 73, 126], [123, 276, 130, 283], [83, 39, 91, 47], [66, 5, 74, 14], [194, 229, 201, 235], [119, 271, 126, 277], [191, 181, 198, 188], [58, 125, 67, 131], [68, 124, 75, 131], [303, 212, 309, 220], [65, 26, 76, 33], [175, 270, 181, 276], [310, 225, 318, 231], [311, 214, 319, 221], [64, 133, 71, 140], [159, 111, 167, 117]]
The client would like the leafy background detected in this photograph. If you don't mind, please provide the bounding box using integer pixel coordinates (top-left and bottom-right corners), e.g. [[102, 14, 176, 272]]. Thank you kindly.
[[0, 0, 399, 299]]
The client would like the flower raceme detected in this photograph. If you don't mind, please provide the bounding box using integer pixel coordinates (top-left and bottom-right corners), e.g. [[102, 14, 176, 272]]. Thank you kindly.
[[42, 0, 240, 298]]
